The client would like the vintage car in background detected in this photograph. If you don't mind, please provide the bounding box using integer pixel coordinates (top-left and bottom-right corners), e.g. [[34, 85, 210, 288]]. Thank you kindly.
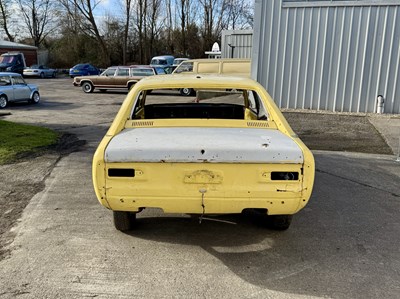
[[69, 63, 100, 78], [173, 58, 251, 96], [23, 64, 57, 78], [92, 74, 315, 231], [0, 72, 40, 109], [73, 65, 156, 93], [150, 55, 175, 67]]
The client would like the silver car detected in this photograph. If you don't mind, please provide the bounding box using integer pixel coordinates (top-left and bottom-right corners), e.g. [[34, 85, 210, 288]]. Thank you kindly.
[[0, 72, 40, 109], [23, 64, 57, 78]]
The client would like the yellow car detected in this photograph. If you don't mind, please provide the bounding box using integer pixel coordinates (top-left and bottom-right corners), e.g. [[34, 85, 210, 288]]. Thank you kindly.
[[92, 74, 315, 231]]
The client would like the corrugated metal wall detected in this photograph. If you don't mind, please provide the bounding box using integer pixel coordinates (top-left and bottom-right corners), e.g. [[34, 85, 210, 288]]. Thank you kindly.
[[221, 30, 253, 58], [251, 0, 400, 114]]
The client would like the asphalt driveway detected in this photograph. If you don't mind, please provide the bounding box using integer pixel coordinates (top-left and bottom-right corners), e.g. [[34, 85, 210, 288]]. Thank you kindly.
[[0, 78, 399, 298]]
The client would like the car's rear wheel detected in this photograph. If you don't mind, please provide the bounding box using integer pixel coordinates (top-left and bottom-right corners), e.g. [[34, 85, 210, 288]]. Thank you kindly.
[[180, 88, 194, 96], [29, 92, 40, 104], [113, 211, 137, 231], [266, 215, 293, 230], [82, 82, 94, 93], [245, 209, 293, 230], [0, 95, 8, 109]]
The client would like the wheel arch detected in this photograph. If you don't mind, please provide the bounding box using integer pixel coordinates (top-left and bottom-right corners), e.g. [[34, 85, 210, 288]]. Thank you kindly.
[[0, 92, 8, 108], [29, 90, 40, 100], [0, 92, 8, 100], [80, 79, 94, 86], [127, 80, 138, 89]]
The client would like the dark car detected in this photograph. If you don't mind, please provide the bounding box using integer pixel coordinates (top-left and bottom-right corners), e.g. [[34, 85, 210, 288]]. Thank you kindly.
[[69, 63, 100, 78], [0, 53, 25, 74]]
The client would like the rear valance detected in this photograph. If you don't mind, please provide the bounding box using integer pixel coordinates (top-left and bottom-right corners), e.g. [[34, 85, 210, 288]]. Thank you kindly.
[[105, 127, 304, 163]]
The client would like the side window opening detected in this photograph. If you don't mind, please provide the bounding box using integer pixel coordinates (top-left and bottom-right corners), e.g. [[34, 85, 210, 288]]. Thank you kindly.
[[117, 68, 129, 76], [103, 68, 117, 76], [250, 91, 269, 120], [174, 62, 193, 74], [12, 76, 25, 85], [132, 91, 146, 119]]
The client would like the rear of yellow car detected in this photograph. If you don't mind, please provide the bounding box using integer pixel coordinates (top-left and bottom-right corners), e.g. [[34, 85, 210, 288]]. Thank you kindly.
[[92, 75, 315, 231]]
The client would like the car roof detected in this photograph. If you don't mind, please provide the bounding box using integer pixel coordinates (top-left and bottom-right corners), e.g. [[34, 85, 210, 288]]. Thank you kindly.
[[133, 74, 260, 90], [129, 65, 153, 68], [152, 55, 174, 59], [107, 65, 153, 69], [74, 63, 93, 67], [0, 72, 22, 76], [181, 58, 251, 63]]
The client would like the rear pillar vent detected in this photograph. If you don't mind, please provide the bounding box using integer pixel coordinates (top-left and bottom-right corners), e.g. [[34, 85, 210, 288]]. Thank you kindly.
[[247, 121, 269, 128]]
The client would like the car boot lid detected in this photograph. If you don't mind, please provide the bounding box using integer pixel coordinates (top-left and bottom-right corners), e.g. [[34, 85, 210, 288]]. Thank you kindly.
[[105, 127, 304, 163]]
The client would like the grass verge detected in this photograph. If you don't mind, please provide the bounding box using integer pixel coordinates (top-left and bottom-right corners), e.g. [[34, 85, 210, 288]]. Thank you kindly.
[[0, 120, 59, 164]]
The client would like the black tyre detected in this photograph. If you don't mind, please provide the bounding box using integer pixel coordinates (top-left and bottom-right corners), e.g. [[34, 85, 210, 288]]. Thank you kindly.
[[29, 92, 40, 104], [0, 95, 8, 109], [82, 82, 94, 93], [267, 215, 293, 230], [245, 209, 293, 231], [180, 88, 194, 96], [113, 211, 136, 231], [40, 72, 45, 78]]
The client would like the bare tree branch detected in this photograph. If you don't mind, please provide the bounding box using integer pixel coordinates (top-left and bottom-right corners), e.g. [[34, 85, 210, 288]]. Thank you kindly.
[[0, 0, 15, 41]]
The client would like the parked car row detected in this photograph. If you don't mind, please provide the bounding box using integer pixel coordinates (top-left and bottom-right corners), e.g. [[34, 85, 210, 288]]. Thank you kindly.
[[10, 55, 188, 81]]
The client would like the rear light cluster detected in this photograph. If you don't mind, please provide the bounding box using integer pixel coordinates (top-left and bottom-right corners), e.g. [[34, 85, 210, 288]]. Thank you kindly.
[[271, 172, 299, 180], [107, 168, 299, 181], [108, 168, 135, 177]]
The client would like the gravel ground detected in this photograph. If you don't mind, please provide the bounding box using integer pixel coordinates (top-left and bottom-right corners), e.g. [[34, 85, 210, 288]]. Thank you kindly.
[[283, 112, 393, 155]]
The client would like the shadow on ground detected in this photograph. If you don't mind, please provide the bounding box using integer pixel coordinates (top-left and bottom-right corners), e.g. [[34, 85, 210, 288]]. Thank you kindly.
[[126, 153, 400, 298]]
